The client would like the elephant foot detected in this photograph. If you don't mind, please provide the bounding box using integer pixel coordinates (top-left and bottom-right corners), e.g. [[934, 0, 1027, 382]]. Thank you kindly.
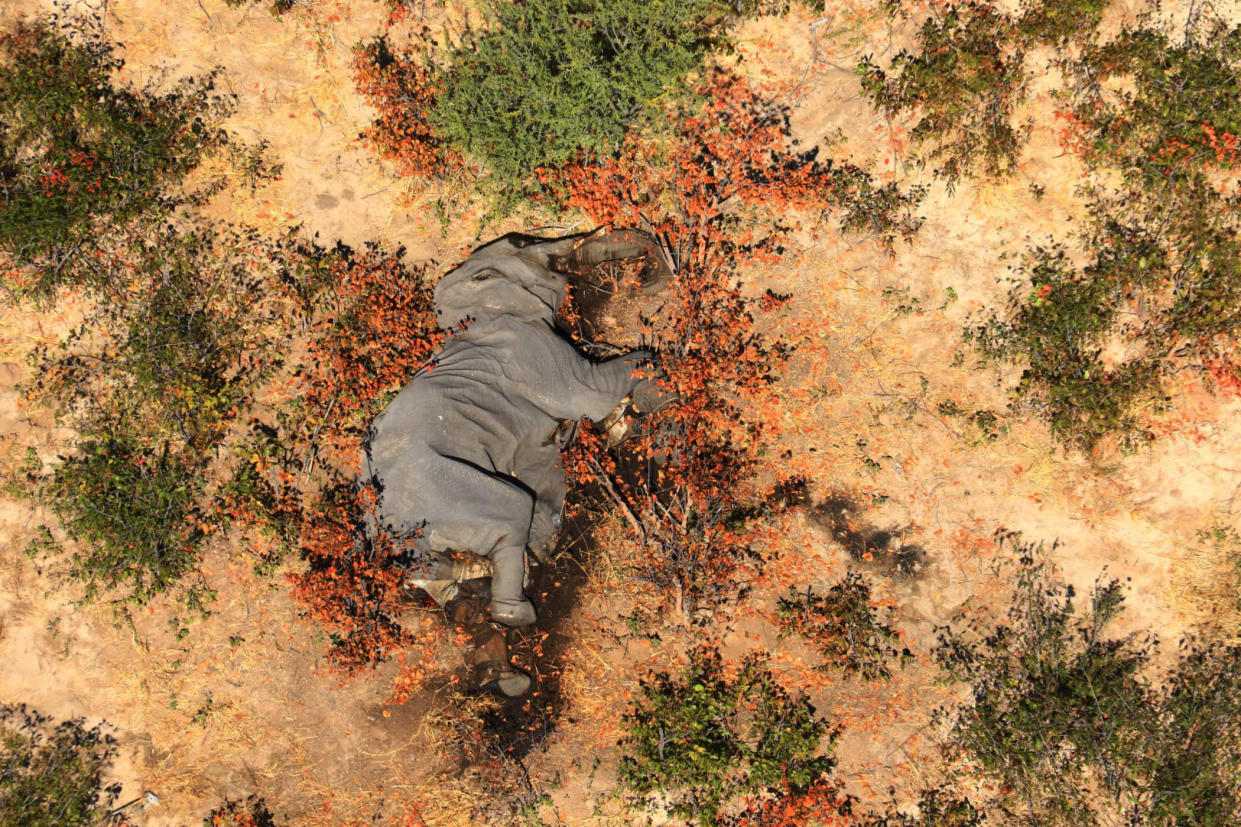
[[490, 597, 537, 627], [475, 661, 532, 697]]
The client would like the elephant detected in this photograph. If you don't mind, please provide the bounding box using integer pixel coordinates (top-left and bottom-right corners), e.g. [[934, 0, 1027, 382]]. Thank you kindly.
[[361, 229, 673, 645]]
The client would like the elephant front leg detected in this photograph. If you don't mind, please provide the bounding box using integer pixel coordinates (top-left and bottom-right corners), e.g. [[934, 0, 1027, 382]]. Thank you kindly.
[[489, 545, 537, 627]]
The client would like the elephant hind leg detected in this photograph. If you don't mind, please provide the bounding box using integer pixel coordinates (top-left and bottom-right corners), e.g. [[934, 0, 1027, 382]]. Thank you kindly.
[[489, 545, 536, 627], [474, 661, 532, 697]]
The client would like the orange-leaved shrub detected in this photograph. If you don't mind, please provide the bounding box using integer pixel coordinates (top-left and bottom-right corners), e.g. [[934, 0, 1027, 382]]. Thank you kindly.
[[258, 242, 445, 692], [353, 37, 459, 182], [548, 73, 890, 613]]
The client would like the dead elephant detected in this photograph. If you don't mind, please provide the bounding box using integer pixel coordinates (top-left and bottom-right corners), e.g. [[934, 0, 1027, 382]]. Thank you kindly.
[[362, 229, 673, 644]]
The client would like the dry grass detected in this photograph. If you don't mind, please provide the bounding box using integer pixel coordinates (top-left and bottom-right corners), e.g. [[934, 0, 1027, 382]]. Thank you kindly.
[[1169, 521, 1241, 643]]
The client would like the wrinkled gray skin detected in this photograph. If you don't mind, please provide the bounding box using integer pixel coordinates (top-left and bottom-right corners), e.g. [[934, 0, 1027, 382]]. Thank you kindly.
[[362, 230, 669, 630]]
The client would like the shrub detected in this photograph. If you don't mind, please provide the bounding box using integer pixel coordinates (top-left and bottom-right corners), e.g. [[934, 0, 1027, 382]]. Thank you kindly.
[[967, 240, 1167, 451], [221, 0, 297, 16], [553, 72, 922, 613], [428, 0, 726, 201], [287, 241, 441, 460], [1136, 640, 1241, 826], [775, 571, 913, 680], [934, 542, 1151, 823], [353, 37, 460, 182], [859, 1, 1029, 182], [287, 484, 421, 675], [269, 243, 443, 693], [0, 704, 119, 827], [970, 12, 1241, 450], [934, 533, 1241, 825], [40, 429, 209, 606], [619, 647, 844, 826], [25, 225, 294, 606], [857, 0, 1109, 182], [31, 226, 286, 451], [866, 4, 1241, 450], [0, 18, 250, 294]]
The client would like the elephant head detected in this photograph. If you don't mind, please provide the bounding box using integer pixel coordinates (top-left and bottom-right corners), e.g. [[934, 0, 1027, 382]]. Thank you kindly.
[[433, 229, 673, 330]]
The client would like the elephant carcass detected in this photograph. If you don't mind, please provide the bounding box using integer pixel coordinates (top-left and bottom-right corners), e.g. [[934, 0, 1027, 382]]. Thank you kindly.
[[362, 230, 671, 629]]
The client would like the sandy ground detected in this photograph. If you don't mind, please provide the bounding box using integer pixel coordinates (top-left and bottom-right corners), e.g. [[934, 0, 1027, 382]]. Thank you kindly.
[[2, 0, 1240, 824]]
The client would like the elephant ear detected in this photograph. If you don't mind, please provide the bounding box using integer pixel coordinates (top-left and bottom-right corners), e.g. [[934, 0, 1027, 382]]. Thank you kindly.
[[555, 228, 674, 293]]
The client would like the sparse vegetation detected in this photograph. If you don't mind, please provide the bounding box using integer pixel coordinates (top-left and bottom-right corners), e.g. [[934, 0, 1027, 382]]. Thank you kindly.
[[22, 225, 294, 607], [935, 535, 1241, 825], [0, 18, 272, 295], [865, 2, 1241, 450], [858, 0, 1108, 182]]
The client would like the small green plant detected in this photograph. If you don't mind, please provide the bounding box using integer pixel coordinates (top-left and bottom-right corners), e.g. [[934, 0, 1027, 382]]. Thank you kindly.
[[775, 572, 913, 680], [934, 533, 1241, 825], [619, 647, 840, 825], [2, 446, 41, 498], [829, 164, 927, 250], [0, 704, 120, 827]]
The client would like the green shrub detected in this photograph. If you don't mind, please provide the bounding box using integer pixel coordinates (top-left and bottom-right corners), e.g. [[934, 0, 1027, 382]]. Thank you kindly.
[[428, 0, 727, 201], [0, 19, 250, 293], [30, 226, 287, 451], [24, 225, 296, 605], [0, 704, 119, 827], [967, 240, 1167, 451], [871, 4, 1241, 450], [41, 429, 209, 605], [1137, 641, 1241, 826], [775, 571, 913, 680], [934, 534, 1241, 825], [619, 647, 838, 825], [859, 2, 1029, 182]]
